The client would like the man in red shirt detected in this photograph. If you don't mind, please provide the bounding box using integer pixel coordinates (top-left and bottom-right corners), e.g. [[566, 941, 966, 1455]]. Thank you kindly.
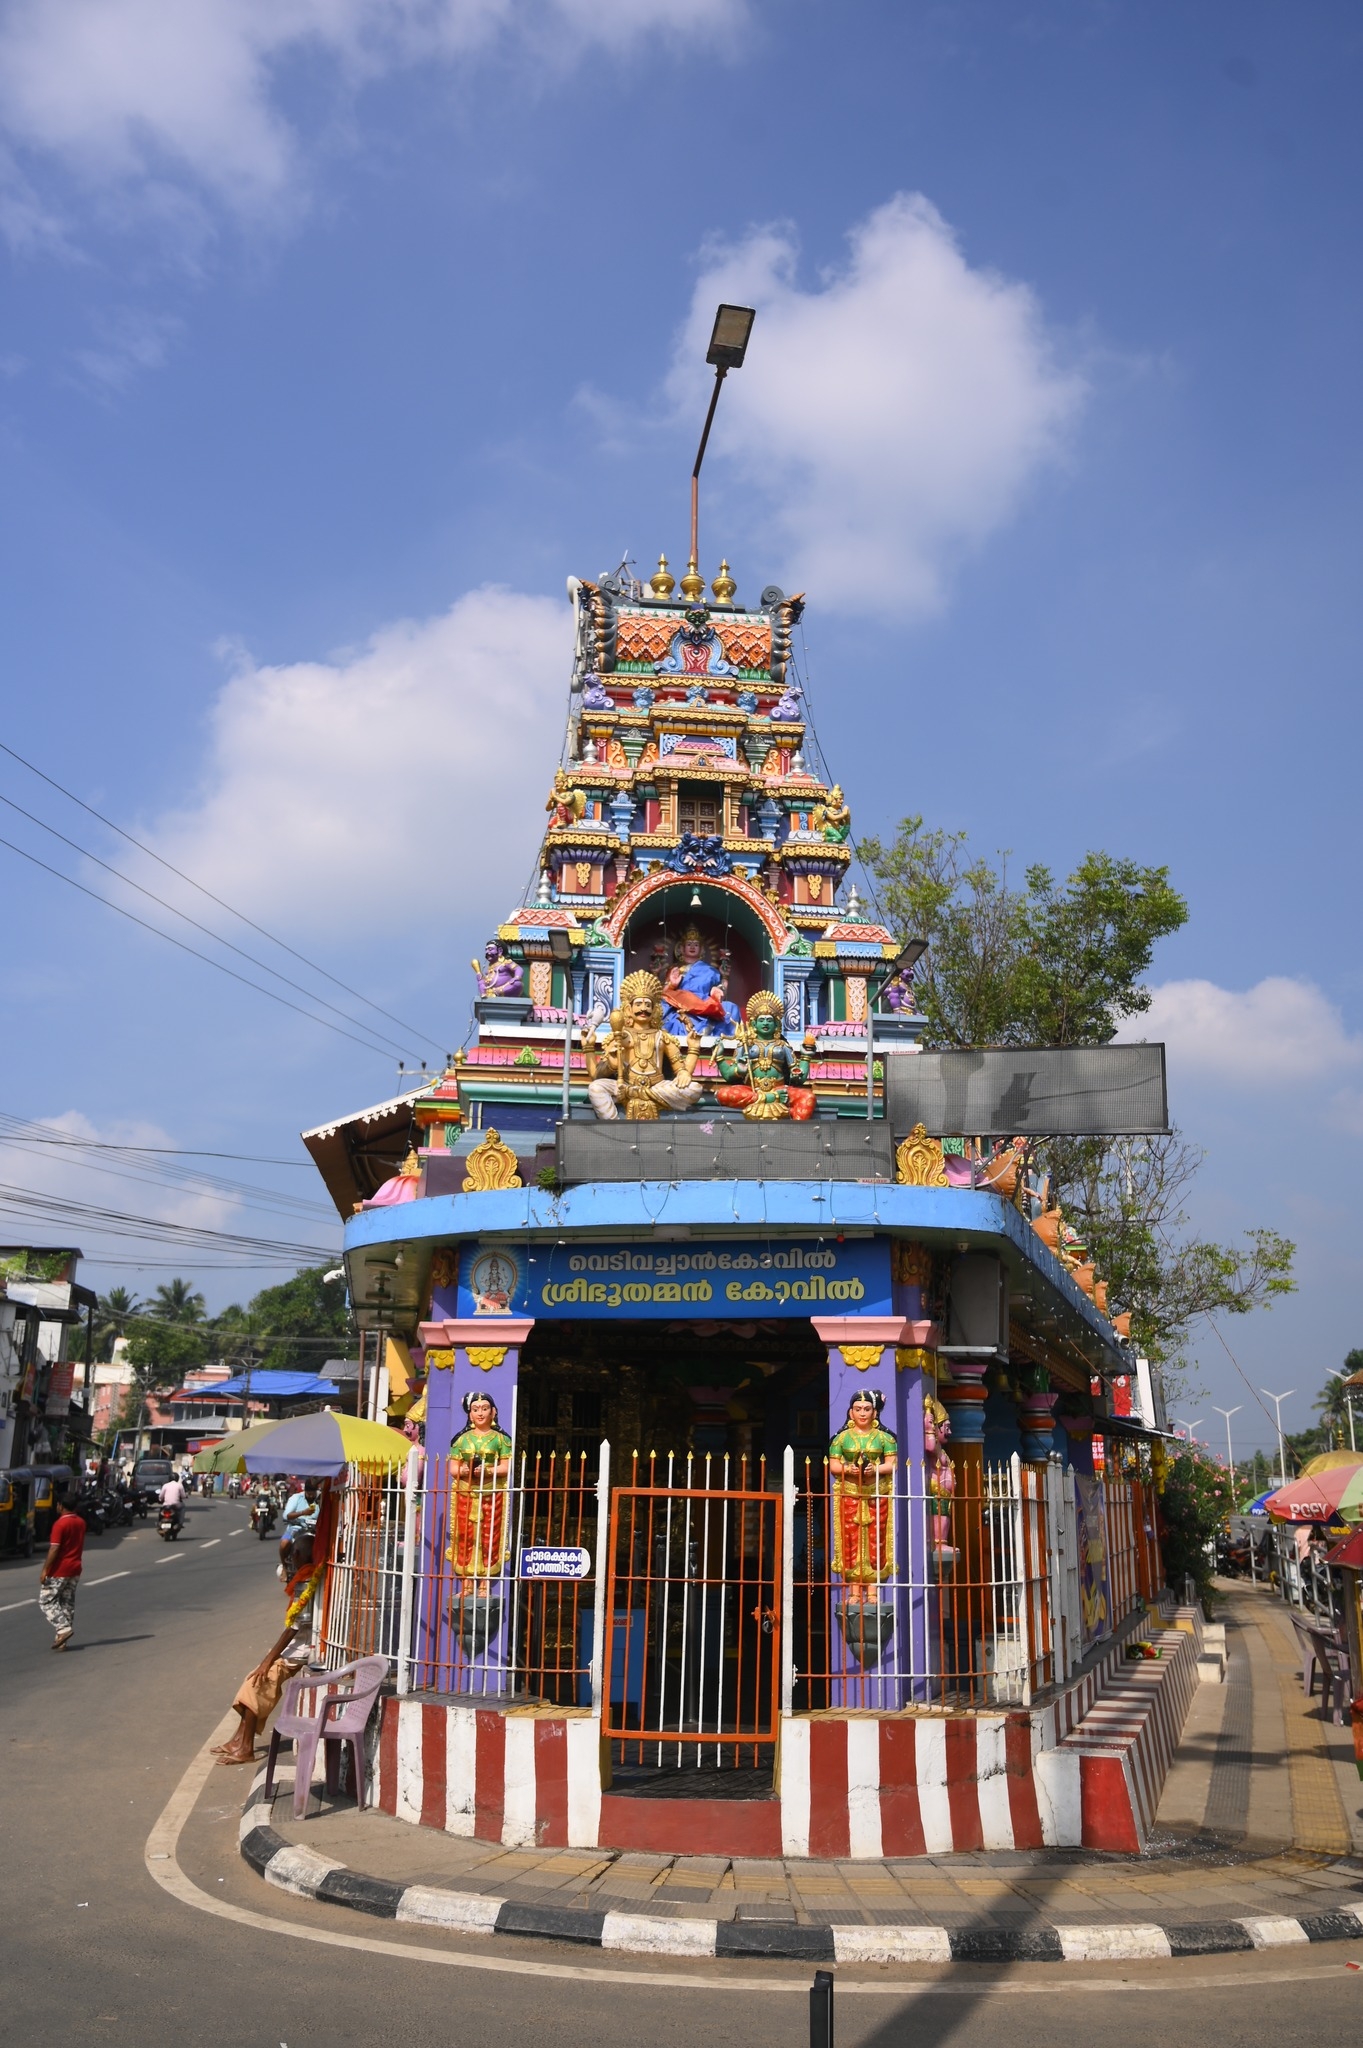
[[39, 1497, 87, 1650]]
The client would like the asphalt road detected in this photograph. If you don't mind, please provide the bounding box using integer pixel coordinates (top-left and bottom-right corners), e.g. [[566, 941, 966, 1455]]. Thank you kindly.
[[5, 1495, 1363, 2048]]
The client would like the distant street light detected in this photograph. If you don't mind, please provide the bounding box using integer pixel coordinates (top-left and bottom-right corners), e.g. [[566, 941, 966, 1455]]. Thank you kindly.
[[1261, 1387, 1295, 1487], [1213, 1404, 1242, 1483], [1327, 1369, 1358, 1453]]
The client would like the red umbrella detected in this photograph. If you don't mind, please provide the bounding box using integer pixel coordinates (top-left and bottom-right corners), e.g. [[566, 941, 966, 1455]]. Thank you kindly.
[[1263, 1462, 1363, 1523]]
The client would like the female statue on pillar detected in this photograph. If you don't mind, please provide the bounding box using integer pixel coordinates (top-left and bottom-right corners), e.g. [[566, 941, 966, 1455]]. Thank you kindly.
[[583, 970, 703, 1120], [446, 1391, 513, 1596], [828, 1390, 898, 1604]]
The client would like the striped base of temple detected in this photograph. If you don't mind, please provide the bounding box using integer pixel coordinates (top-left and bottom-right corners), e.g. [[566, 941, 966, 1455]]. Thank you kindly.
[[365, 1606, 1201, 1859]]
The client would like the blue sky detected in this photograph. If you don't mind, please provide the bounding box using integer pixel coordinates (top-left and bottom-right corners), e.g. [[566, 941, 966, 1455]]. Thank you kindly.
[[1, 0, 1360, 1459]]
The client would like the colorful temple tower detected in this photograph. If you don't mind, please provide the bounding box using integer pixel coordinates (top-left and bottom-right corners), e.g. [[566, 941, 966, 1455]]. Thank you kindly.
[[306, 549, 1180, 1862]]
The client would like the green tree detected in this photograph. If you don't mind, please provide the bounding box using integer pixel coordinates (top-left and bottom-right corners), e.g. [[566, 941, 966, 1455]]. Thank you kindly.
[[858, 819, 1188, 1048], [149, 1277, 206, 1324], [242, 1266, 350, 1374], [859, 820, 1292, 1384], [93, 1286, 142, 1361], [1159, 1448, 1234, 1604]]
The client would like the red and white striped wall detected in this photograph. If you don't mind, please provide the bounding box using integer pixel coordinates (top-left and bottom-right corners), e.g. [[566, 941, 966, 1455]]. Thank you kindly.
[[370, 1606, 1199, 1859], [373, 1701, 601, 1850]]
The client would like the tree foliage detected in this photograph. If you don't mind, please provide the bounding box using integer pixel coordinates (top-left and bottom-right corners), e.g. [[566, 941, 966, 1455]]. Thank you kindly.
[[859, 819, 1292, 1382], [231, 1266, 350, 1373], [859, 818, 1188, 1048], [1159, 1448, 1233, 1604]]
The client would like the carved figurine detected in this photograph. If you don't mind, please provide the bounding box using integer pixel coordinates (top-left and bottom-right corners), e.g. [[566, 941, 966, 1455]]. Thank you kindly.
[[446, 1391, 513, 1595], [546, 768, 587, 830], [881, 965, 916, 1013], [714, 992, 817, 1121], [471, 941, 524, 999], [659, 922, 741, 1036], [828, 1390, 898, 1604], [583, 970, 703, 1121], [812, 784, 851, 842]]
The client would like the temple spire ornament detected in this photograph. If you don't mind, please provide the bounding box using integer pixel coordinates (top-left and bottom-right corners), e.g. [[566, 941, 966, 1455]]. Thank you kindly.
[[679, 554, 706, 602], [710, 560, 737, 605], [650, 554, 676, 600]]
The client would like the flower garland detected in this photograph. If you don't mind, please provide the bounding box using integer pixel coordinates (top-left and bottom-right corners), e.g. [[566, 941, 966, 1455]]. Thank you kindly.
[[284, 1562, 325, 1630]]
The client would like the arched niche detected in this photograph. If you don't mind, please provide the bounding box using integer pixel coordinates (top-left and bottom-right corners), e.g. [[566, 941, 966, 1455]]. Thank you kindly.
[[619, 878, 779, 1019]]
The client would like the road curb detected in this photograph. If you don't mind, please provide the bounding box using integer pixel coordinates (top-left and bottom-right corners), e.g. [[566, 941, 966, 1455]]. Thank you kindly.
[[238, 1773, 1363, 1966]]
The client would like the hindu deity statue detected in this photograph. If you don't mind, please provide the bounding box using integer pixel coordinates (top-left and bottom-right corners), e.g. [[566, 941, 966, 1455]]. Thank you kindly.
[[881, 964, 916, 1012], [714, 992, 817, 1121], [446, 1390, 513, 1596], [583, 970, 704, 1121], [471, 940, 524, 999], [659, 922, 741, 1036], [546, 767, 586, 830], [812, 784, 851, 843], [828, 1390, 898, 1604]]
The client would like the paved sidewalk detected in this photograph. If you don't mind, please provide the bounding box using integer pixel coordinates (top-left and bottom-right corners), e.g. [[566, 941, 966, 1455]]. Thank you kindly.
[[236, 1578, 1363, 1961]]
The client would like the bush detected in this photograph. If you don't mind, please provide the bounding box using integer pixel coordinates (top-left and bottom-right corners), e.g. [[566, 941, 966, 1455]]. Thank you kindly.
[[1158, 1449, 1231, 1606]]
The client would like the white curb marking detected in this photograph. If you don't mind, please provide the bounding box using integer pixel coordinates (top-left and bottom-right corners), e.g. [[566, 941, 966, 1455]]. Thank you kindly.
[[602, 1912, 717, 1957], [834, 1926, 954, 1964], [1057, 1925, 1171, 1961], [398, 1887, 504, 1934]]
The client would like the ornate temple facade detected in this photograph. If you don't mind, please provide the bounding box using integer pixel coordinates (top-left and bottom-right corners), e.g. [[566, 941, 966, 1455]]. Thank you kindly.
[[307, 556, 1191, 1864]]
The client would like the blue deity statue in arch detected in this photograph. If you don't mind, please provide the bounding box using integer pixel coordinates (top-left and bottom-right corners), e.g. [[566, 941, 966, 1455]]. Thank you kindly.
[[656, 922, 742, 1037]]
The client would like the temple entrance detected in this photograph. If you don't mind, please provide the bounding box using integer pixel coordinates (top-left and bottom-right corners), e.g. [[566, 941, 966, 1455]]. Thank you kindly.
[[603, 1467, 781, 1778]]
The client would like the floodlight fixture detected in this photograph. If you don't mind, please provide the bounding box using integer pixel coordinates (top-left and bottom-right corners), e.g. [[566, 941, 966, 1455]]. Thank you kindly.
[[690, 305, 757, 573]]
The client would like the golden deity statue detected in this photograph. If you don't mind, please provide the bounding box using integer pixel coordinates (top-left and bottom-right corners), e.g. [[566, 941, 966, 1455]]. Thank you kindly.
[[812, 784, 851, 843], [583, 970, 704, 1121]]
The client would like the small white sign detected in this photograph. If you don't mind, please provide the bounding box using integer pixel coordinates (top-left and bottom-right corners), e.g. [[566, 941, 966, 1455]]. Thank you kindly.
[[518, 1544, 591, 1581]]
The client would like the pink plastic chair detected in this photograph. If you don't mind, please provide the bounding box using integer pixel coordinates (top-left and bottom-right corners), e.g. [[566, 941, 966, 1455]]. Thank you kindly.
[[263, 1655, 389, 1818]]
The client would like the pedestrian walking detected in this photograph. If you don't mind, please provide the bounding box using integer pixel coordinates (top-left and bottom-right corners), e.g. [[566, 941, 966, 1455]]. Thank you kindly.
[[39, 1496, 87, 1651]]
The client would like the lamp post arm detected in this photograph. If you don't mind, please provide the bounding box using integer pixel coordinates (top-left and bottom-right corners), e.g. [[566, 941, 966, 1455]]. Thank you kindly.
[[690, 366, 728, 570]]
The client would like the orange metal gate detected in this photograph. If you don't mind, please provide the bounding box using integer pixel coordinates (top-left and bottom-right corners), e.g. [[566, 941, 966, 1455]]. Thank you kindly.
[[603, 1459, 782, 1769]]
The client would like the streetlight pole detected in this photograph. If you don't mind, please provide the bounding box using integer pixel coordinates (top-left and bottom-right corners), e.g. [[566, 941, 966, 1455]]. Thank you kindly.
[[687, 305, 756, 592], [1261, 1387, 1295, 1487], [1175, 1416, 1203, 1446], [1213, 1404, 1242, 1490]]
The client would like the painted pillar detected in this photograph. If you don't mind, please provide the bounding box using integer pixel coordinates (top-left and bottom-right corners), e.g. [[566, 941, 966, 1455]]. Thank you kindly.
[[813, 1315, 910, 1709], [889, 1242, 944, 1704], [416, 1313, 535, 1699]]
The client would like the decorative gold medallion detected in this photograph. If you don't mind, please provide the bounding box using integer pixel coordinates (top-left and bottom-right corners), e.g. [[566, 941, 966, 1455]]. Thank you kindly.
[[426, 1347, 456, 1372], [895, 1123, 948, 1187], [463, 1129, 523, 1191], [839, 1342, 885, 1370]]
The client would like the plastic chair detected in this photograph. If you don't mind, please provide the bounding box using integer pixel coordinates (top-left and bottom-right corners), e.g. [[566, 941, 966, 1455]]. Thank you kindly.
[[263, 1655, 389, 1818], [1292, 1616, 1326, 1699]]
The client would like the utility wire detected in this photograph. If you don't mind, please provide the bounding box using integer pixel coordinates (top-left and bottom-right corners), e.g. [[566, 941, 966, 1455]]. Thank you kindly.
[[0, 788, 423, 1062], [0, 1119, 310, 1166], [0, 831, 403, 1060], [0, 738, 447, 1054], [0, 1178, 335, 1261]]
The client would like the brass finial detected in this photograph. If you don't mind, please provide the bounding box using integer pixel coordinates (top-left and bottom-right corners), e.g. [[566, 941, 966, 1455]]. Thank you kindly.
[[679, 554, 706, 602], [650, 554, 676, 600], [710, 559, 737, 605]]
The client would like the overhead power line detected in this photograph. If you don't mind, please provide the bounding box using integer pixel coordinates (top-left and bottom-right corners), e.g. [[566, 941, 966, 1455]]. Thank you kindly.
[[0, 737, 447, 1054], [0, 1178, 336, 1263], [0, 788, 422, 1062], [0, 1111, 334, 1224], [0, 831, 403, 1061]]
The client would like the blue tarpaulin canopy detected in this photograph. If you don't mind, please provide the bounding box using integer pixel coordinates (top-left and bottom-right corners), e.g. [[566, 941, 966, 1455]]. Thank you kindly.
[[206, 1371, 340, 1400]]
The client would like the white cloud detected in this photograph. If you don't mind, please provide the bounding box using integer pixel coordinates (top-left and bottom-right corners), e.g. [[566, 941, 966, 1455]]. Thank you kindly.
[[663, 195, 1086, 620], [141, 585, 570, 940], [70, 306, 183, 391], [0, 1108, 240, 1239], [1121, 976, 1363, 1087], [0, 0, 742, 237]]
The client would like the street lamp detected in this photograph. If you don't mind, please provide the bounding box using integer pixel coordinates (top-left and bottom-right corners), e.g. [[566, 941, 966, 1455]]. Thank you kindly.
[[865, 937, 928, 1120], [688, 304, 756, 592], [1213, 1404, 1242, 1485], [1261, 1387, 1295, 1487], [1175, 1416, 1203, 1446]]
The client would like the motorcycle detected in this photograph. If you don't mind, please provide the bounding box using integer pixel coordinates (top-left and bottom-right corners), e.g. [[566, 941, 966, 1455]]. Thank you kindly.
[[250, 1492, 277, 1540], [71, 1489, 107, 1537], [157, 1502, 184, 1542]]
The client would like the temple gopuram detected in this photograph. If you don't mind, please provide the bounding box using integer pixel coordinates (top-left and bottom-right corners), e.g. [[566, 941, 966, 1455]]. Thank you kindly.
[[305, 534, 1191, 1865]]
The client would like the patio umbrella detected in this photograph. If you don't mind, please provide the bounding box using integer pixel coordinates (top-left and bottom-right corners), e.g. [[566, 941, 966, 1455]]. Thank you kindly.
[[235, 1408, 412, 1476], [192, 1420, 288, 1473], [1263, 1464, 1363, 1524], [1301, 1450, 1363, 1478]]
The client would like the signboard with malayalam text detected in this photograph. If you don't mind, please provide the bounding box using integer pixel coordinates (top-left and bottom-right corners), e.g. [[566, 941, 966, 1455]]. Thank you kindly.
[[457, 1237, 892, 1322], [518, 1545, 591, 1581]]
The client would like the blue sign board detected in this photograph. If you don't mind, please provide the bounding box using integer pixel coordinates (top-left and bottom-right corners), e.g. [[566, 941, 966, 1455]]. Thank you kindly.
[[519, 1545, 591, 1581], [458, 1238, 891, 1321]]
